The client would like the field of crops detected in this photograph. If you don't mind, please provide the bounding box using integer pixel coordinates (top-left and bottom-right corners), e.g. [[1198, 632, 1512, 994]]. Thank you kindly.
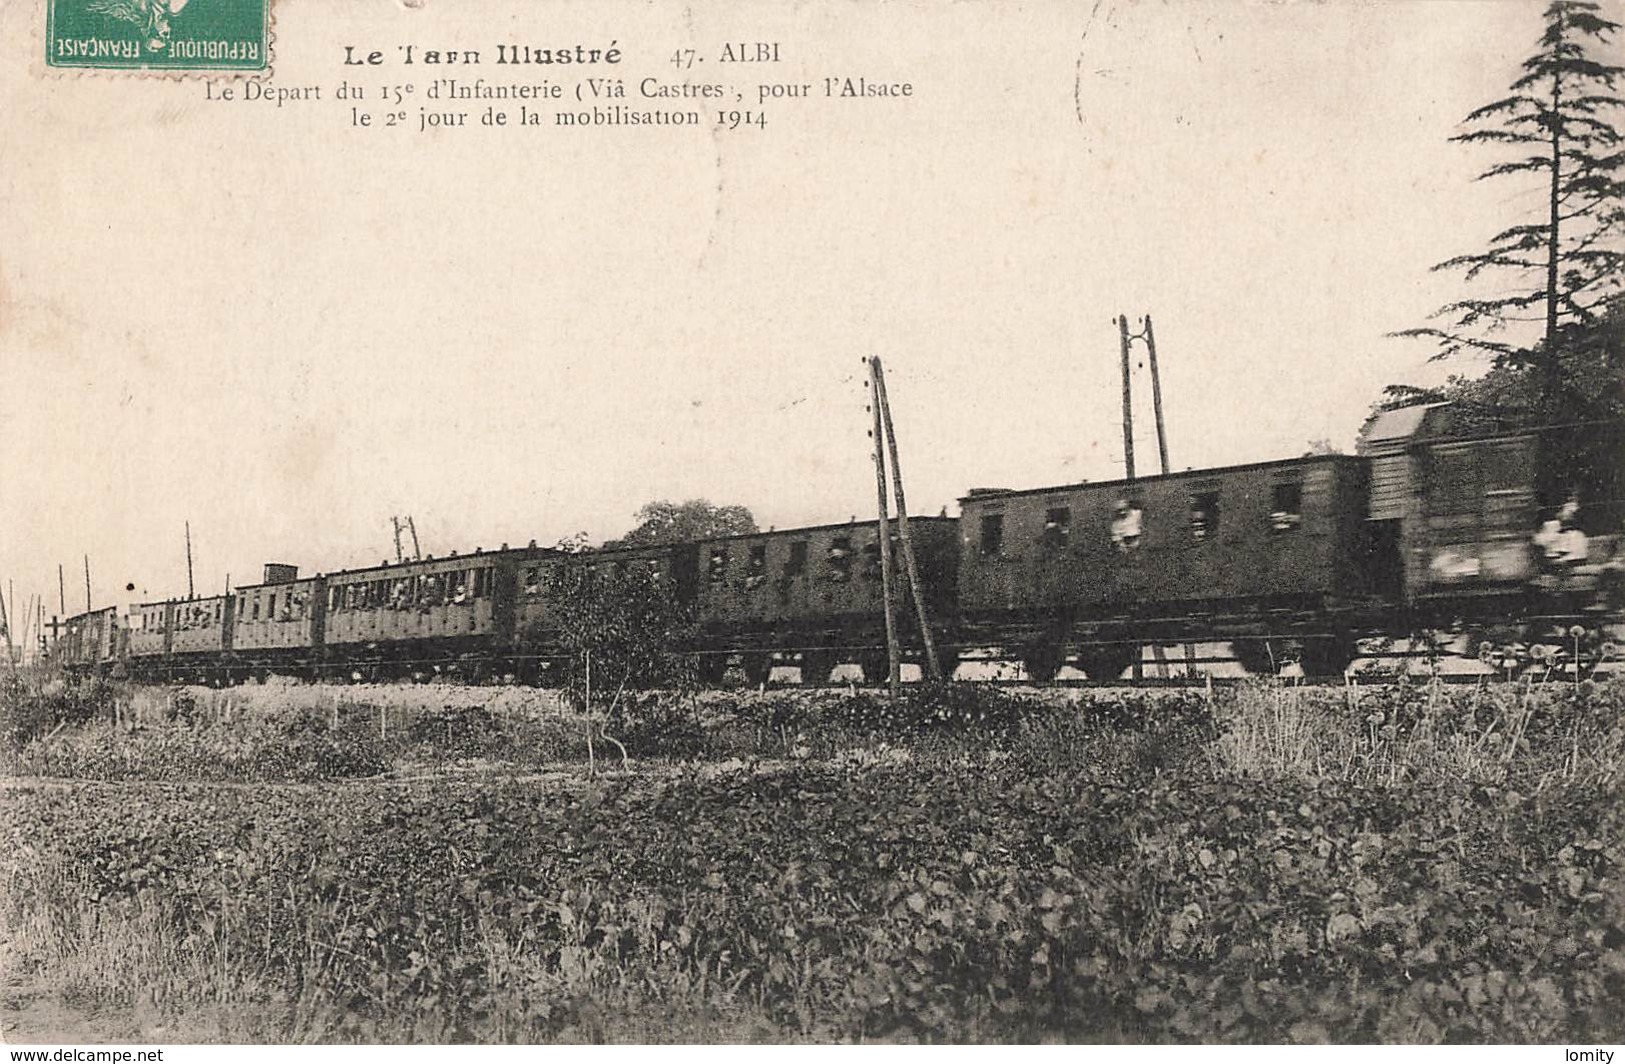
[[3, 672, 1624, 1043]]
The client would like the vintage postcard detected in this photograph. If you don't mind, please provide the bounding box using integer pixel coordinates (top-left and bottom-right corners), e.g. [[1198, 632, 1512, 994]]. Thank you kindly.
[[3, 0, 1623, 1050]]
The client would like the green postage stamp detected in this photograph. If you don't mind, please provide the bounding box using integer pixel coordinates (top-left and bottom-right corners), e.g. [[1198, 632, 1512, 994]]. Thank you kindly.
[[47, 0, 269, 72]]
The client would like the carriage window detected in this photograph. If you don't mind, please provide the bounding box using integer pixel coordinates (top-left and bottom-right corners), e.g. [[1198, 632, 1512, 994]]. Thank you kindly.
[[786, 540, 808, 576], [472, 568, 487, 597], [980, 513, 1005, 556], [745, 544, 768, 589], [1190, 491, 1221, 541], [828, 537, 852, 581], [1042, 506, 1071, 549], [708, 547, 728, 583], [252, 597, 261, 621], [861, 538, 882, 580], [1270, 483, 1303, 532], [1110, 500, 1144, 552]]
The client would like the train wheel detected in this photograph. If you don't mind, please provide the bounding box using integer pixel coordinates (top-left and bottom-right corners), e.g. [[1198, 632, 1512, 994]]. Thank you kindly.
[[695, 653, 728, 684], [799, 650, 834, 685], [1295, 633, 1355, 678], [1077, 644, 1136, 682], [1230, 637, 1278, 676], [742, 652, 772, 687], [1020, 641, 1063, 683], [859, 652, 893, 684]]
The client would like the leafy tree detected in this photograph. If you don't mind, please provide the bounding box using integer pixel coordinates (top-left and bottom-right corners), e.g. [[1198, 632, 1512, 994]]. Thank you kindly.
[[1374, 294, 1624, 431], [608, 498, 758, 548], [1397, 1, 1624, 410], [540, 559, 696, 711]]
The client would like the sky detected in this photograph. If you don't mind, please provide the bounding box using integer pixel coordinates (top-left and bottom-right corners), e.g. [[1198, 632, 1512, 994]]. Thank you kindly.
[[1, 0, 1613, 629]]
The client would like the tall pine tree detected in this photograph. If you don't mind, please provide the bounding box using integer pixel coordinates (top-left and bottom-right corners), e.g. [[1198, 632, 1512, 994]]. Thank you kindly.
[[1399, 1, 1624, 415]]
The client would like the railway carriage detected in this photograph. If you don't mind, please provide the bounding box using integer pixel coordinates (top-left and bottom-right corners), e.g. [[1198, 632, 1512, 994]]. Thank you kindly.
[[42, 402, 1623, 685], [54, 607, 119, 673], [127, 601, 172, 666], [167, 595, 232, 680], [323, 549, 517, 680], [955, 455, 1375, 677], [1366, 411, 1625, 642], [686, 518, 960, 682], [231, 566, 326, 678]]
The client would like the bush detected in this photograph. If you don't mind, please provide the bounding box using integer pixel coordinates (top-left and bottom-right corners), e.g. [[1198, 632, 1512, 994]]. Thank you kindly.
[[608, 692, 710, 761], [831, 685, 1043, 738], [253, 706, 387, 780], [1, 674, 119, 752]]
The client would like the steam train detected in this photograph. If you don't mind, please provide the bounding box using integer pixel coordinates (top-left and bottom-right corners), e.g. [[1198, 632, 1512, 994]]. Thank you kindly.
[[50, 404, 1625, 683]]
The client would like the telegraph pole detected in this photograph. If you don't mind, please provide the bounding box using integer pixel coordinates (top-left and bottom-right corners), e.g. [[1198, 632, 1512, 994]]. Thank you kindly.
[[871, 357, 945, 684], [867, 358, 901, 698], [1143, 315, 1170, 475], [0, 583, 13, 669], [185, 520, 195, 600], [58, 564, 66, 615], [84, 555, 92, 612], [1118, 315, 1136, 480]]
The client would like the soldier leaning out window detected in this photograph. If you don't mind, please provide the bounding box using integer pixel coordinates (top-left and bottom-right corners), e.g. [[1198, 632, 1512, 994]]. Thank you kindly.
[[1534, 498, 1589, 569], [1111, 499, 1144, 552], [1190, 491, 1220, 542], [745, 545, 768, 590], [827, 538, 852, 581], [1042, 507, 1071, 550], [1270, 483, 1303, 532]]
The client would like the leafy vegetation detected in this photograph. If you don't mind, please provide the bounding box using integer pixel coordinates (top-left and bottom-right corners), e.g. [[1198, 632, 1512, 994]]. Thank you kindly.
[[606, 498, 758, 549], [3, 673, 1623, 1042], [4, 743, 1622, 1042], [537, 558, 699, 711], [1396, 2, 1623, 390]]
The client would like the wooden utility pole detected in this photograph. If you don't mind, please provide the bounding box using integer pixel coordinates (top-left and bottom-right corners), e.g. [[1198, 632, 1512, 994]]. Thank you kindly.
[[867, 358, 901, 698], [84, 555, 92, 612], [870, 357, 945, 684], [407, 516, 422, 561], [0, 583, 12, 668], [1118, 315, 1136, 480], [392, 517, 406, 564], [1143, 315, 1170, 475], [21, 594, 34, 655], [185, 520, 195, 600], [58, 564, 66, 615]]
